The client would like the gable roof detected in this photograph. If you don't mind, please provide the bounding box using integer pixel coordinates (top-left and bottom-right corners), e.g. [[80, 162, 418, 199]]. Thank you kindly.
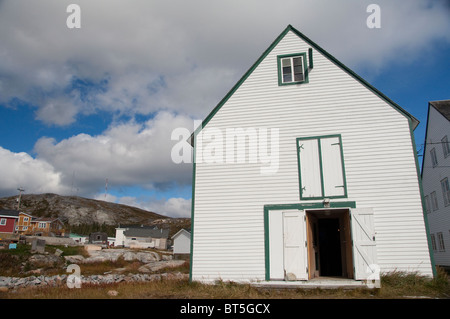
[[19, 211, 33, 217], [0, 209, 20, 218], [429, 100, 450, 121], [171, 228, 191, 239], [191, 24, 419, 144], [124, 227, 169, 239]]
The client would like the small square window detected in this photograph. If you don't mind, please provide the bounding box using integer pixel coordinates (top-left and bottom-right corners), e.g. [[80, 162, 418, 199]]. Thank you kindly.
[[278, 53, 308, 85], [0, 218, 6, 226]]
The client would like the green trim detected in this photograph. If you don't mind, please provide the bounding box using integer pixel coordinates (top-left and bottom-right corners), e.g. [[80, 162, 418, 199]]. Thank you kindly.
[[191, 25, 292, 140], [286, 26, 420, 130], [408, 118, 437, 277], [189, 133, 197, 282], [308, 48, 313, 69], [296, 134, 348, 200], [190, 24, 419, 143], [277, 52, 309, 86], [263, 201, 356, 281], [420, 103, 432, 178]]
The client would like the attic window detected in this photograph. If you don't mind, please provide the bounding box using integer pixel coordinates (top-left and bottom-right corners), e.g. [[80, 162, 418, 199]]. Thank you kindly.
[[277, 51, 310, 85]]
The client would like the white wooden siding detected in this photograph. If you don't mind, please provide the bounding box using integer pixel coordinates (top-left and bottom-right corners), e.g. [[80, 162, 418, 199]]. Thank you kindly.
[[422, 106, 450, 266], [173, 230, 191, 255], [191, 30, 433, 282]]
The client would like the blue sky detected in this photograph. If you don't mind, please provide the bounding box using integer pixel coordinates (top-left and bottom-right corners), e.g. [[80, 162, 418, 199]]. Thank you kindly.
[[0, 0, 449, 217]]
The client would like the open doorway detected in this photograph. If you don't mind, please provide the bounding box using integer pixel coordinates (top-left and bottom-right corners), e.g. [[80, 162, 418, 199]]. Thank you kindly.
[[306, 209, 353, 279]]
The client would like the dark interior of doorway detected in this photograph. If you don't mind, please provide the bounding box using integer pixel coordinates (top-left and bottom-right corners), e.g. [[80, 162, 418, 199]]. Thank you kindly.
[[307, 209, 353, 279], [318, 218, 342, 276]]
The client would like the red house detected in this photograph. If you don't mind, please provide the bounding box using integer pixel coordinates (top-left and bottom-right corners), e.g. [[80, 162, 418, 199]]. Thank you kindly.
[[0, 209, 20, 234]]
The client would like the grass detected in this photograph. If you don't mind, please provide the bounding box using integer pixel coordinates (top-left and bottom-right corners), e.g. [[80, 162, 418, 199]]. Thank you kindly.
[[1, 244, 448, 299], [1, 268, 448, 299], [0, 244, 89, 277]]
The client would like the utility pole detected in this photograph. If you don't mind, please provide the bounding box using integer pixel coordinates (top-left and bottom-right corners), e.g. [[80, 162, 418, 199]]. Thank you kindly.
[[105, 178, 108, 200], [16, 187, 25, 211]]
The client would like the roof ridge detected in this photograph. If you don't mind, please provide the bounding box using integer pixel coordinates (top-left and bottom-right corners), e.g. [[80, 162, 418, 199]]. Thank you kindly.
[[191, 24, 420, 141]]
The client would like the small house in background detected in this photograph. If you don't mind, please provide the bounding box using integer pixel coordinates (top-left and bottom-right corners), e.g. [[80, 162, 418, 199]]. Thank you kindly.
[[16, 212, 34, 234], [89, 232, 109, 245], [0, 210, 66, 237], [115, 225, 169, 249], [0, 210, 19, 234], [70, 233, 88, 245], [171, 228, 191, 259], [31, 217, 65, 237], [421, 100, 450, 268]]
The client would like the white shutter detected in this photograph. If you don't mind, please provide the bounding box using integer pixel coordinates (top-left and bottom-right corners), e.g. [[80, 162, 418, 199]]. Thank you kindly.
[[269, 211, 284, 280], [283, 210, 308, 280], [321, 136, 346, 197], [350, 208, 378, 281], [298, 139, 322, 198]]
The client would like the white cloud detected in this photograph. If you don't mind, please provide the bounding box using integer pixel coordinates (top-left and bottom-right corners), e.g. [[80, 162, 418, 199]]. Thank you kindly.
[[0, 146, 69, 197], [118, 196, 191, 218], [1, 0, 449, 125], [33, 111, 195, 195]]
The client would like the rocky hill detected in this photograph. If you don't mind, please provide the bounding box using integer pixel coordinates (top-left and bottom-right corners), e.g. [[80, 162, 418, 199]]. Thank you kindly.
[[0, 193, 190, 236]]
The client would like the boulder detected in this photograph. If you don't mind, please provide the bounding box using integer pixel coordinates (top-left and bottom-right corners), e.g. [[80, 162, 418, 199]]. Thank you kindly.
[[64, 255, 85, 263], [28, 254, 61, 266]]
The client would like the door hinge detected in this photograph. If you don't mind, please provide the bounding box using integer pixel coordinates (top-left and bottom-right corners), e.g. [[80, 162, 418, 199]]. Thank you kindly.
[[305, 241, 308, 247]]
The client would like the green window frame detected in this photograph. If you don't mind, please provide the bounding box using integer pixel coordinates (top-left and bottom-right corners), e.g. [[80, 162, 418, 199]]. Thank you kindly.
[[430, 148, 438, 167], [442, 136, 450, 158], [431, 191, 439, 211], [296, 134, 348, 200], [441, 177, 450, 206], [277, 52, 309, 85], [425, 195, 431, 213]]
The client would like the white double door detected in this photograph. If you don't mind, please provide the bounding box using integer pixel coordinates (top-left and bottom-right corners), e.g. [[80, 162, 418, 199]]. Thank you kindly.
[[268, 208, 377, 281]]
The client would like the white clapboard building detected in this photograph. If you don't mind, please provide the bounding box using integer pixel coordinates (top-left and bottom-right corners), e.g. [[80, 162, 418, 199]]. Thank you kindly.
[[189, 25, 435, 285], [422, 100, 450, 268]]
